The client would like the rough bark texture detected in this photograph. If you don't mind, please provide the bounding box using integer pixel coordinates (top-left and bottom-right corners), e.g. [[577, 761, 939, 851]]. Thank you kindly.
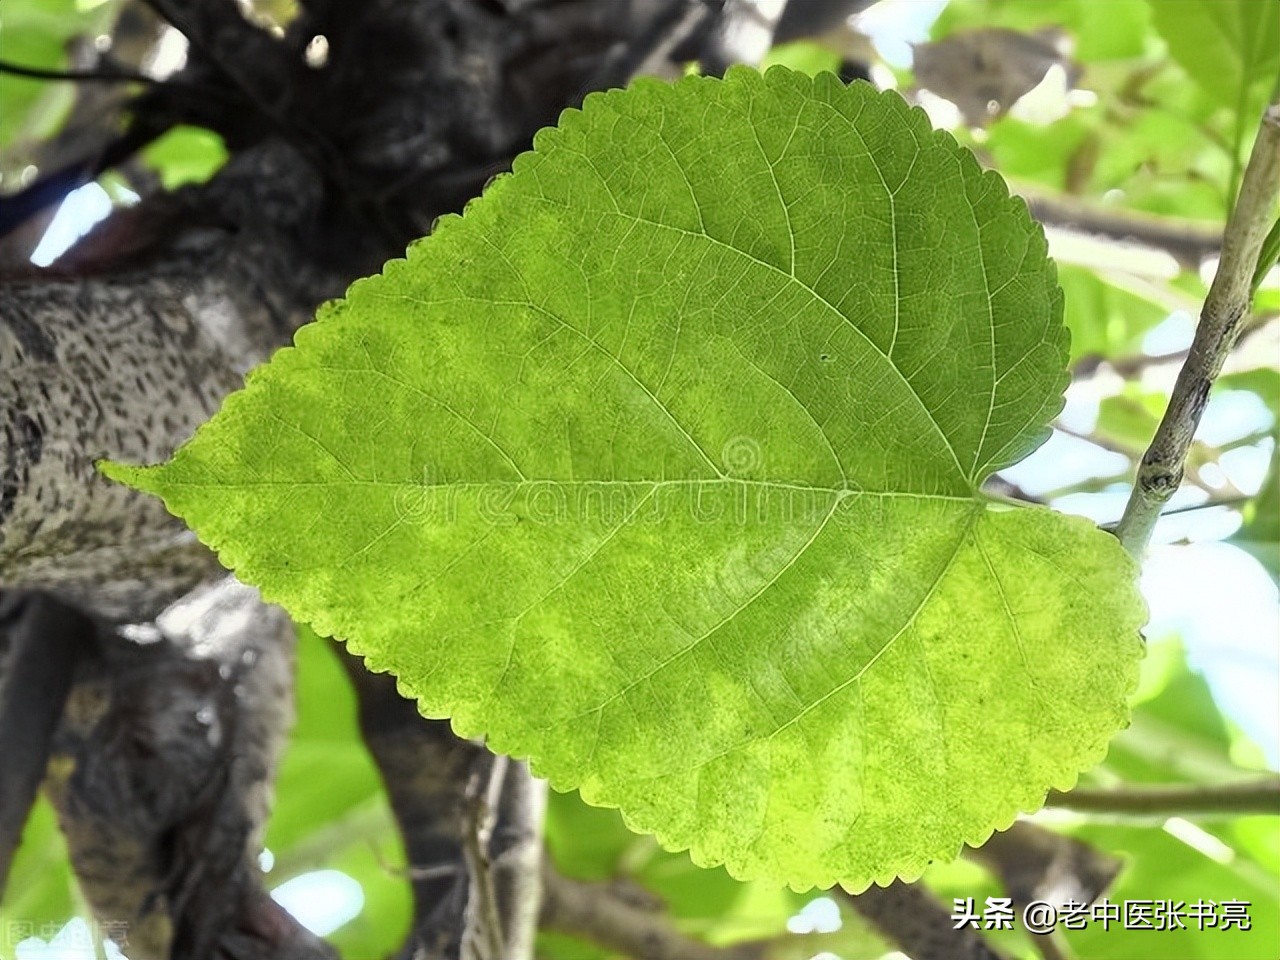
[[1, 144, 333, 618], [846, 881, 1011, 960], [43, 579, 319, 959]]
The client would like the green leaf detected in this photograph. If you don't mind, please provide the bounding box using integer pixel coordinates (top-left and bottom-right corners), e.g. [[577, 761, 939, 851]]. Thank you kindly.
[[1251, 218, 1280, 296], [761, 41, 841, 78], [142, 126, 229, 190], [105, 68, 1145, 888], [267, 627, 383, 852], [1150, 0, 1280, 112], [1101, 639, 1243, 787], [935, 0, 1154, 63], [0, 0, 101, 147], [265, 627, 407, 957], [0, 797, 76, 930], [1071, 643, 1280, 959], [1218, 368, 1280, 423], [1231, 445, 1279, 584], [1057, 265, 1169, 363], [1068, 818, 1279, 960], [545, 790, 808, 943], [1096, 389, 1167, 453]]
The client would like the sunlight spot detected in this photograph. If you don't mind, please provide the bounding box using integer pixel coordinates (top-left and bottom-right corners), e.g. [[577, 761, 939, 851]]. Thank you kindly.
[[787, 895, 842, 934], [147, 26, 189, 79], [30, 182, 112, 267], [305, 35, 330, 69], [1163, 817, 1235, 864], [272, 870, 364, 936]]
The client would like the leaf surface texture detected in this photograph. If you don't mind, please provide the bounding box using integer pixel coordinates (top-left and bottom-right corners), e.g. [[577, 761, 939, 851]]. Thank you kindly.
[[108, 69, 1145, 887]]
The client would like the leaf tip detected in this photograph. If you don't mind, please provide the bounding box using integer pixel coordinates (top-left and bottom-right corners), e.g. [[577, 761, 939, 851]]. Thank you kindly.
[[97, 458, 161, 493]]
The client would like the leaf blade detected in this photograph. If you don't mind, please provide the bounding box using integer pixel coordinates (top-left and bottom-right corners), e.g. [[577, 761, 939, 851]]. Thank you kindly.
[[105, 68, 1144, 887]]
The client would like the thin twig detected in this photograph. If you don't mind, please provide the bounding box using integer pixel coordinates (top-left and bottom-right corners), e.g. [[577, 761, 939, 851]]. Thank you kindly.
[[1108, 494, 1251, 526], [1047, 776, 1280, 817], [487, 762, 547, 960], [1018, 185, 1222, 271], [462, 755, 508, 960], [1114, 96, 1280, 557], [0, 56, 159, 86]]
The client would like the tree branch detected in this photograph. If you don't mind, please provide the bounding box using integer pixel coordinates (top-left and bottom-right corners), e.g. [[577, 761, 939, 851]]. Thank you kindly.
[[463, 754, 508, 960], [335, 645, 488, 959], [1115, 97, 1280, 557], [1017, 185, 1222, 272], [968, 821, 1121, 908], [487, 761, 547, 960], [843, 881, 1010, 960], [45, 578, 331, 960], [539, 865, 766, 960], [0, 139, 348, 618], [967, 821, 1118, 960], [1047, 777, 1280, 817], [0, 56, 160, 86], [0, 593, 95, 896]]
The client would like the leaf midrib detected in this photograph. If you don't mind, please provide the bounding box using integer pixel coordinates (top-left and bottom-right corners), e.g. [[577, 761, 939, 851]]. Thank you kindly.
[[138, 474, 984, 502]]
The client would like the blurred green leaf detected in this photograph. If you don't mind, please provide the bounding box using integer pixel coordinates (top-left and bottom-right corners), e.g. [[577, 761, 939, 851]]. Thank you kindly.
[[537, 930, 611, 960], [1066, 817, 1279, 959], [934, 0, 1154, 63], [982, 114, 1093, 191], [1058, 265, 1169, 362], [545, 790, 804, 944], [1151, 0, 1280, 206], [1251, 219, 1280, 296], [1102, 639, 1238, 786], [0, 0, 86, 147], [543, 789, 891, 958], [1056, 641, 1277, 958], [760, 41, 841, 77], [264, 628, 406, 957], [318, 838, 412, 958], [1149, 0, 1280, 112], [1231, 446, 1279, 584], [266, 628, 383, 852], [1096, 389, 1167, 452], [142, 126, 229, 190], [0, 797, 77, 937], [1218, 369, 1280, 423]]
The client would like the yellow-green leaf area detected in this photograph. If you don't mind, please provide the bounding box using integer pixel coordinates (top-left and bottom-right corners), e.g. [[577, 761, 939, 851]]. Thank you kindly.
[[105, 68, 1146, 889]]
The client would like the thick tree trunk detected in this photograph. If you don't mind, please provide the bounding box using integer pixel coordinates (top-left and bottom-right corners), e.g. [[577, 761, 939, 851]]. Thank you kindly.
[[2, 143, 335, 618]]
